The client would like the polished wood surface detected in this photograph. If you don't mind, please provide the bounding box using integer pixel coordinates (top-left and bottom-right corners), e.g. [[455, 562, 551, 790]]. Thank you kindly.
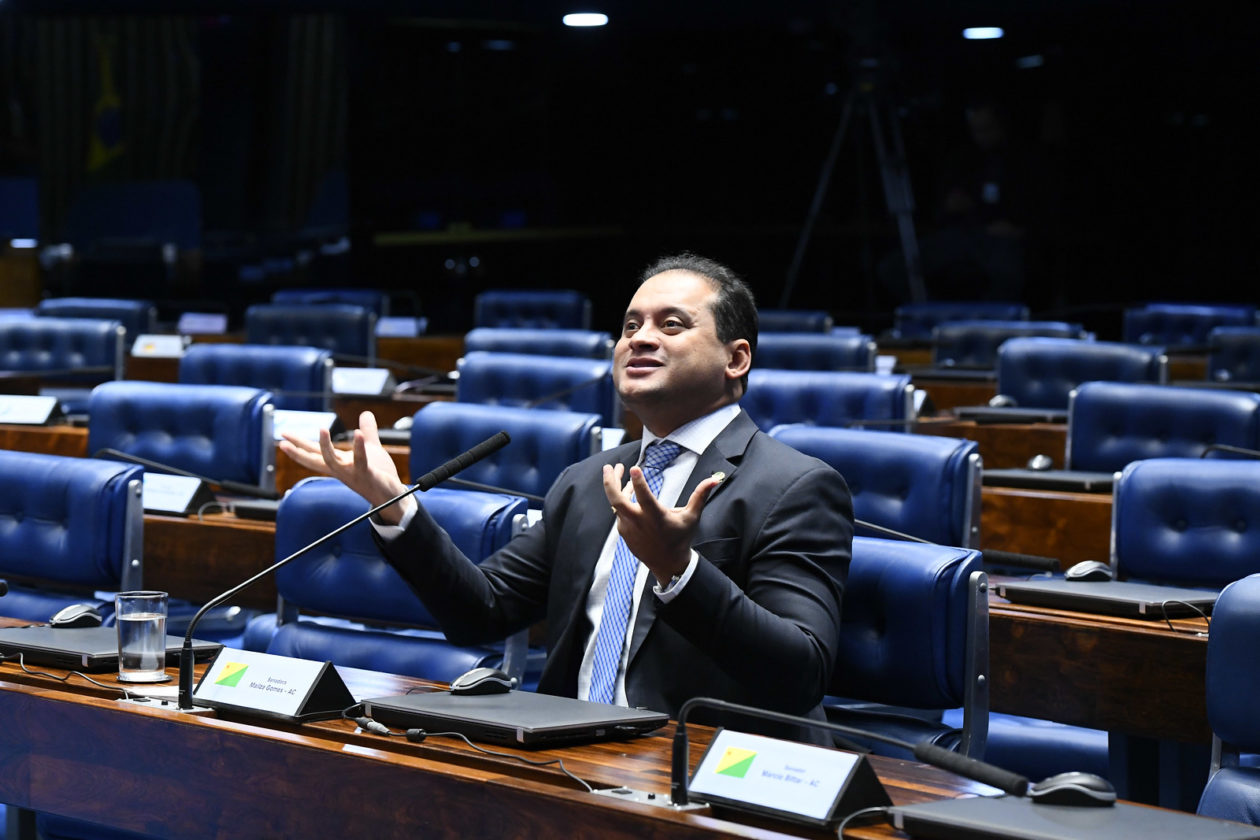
[[981, 486, 1113, 568], [0, 655, 990, 839], [143, 513, 279, 610], [915, 418, 1067, 470], [988, 595, 1210, 744], [913, 377, 998, 414]]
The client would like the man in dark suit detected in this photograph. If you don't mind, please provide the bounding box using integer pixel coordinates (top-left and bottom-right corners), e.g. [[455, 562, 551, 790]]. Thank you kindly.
[[280, 253, 853, 735]]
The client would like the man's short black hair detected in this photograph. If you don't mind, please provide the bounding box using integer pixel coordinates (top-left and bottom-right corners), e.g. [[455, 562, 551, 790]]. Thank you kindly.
[[637, 253, 758, 391]]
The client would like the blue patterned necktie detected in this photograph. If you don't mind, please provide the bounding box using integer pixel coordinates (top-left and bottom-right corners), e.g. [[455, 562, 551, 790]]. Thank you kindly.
[[588, 439, 683, 704]]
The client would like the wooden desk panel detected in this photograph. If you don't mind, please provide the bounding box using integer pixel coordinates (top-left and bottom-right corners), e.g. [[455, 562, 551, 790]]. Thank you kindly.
[[377, 335, 465, 375], [980, 486, 1112, 568], [0, 424, 88, 457], [988, 599, 1209, 744], [915, 419, 1066, 470], [0, 663, 983, 839], [143, 514, 278, 610], [913, 377, 998, 414]]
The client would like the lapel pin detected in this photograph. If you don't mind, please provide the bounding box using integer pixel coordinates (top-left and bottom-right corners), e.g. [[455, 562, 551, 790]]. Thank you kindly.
[[711, 471, 726, 483]]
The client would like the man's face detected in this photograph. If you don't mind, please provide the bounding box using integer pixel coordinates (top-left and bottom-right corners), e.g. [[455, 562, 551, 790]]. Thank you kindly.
[[613, 269, 747, 434]]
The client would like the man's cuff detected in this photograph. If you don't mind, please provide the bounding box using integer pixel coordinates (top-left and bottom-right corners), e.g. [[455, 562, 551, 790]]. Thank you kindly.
[[369, 496, 418, 538], [653, 551, 699, 602]]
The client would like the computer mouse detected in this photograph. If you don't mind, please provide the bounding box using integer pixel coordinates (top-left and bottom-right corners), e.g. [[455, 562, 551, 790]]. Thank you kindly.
[[449, 666, 515, 696], [1026, 454, 1054, 471], [988, 394, 1018, 408], [1028, 771, 1117, 806], [49, 603, 104, 629], [1065, 560, 1113, 582]]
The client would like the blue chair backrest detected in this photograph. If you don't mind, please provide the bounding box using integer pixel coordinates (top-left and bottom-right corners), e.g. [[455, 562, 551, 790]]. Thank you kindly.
[[456, 350, 617, 428], [463, 327, 614, 359], [0, 316, 125, 380], [266, 478, 527, 681], [0, 450, 143, 621], [933, 320, 1087, 369], [410, 401, 601, 504], [757, 309, 834, 332], [741, 370, 914, 432], [87, 381, 276, 490], [271, 288, 389, 318], [1124, 303, 1256, 348], [62, 179, 201, 251], [179, 343, 333, 412], [245, 302, 376, 364], [1067, 382, 1260, 472], [996, 337, 1168, 410], [832, 537, 988, 756], [1208, 326, 1260, 383], [1111, 458, 1260, 588], [1197, 574, 1260, 825], [474, 289, 592, 329], [769, 424, 981, 547], [0, 176, 39, 240], [755, 332, 876, 372], [892, 301, 1029, 340], [35, 297, 158, 340]]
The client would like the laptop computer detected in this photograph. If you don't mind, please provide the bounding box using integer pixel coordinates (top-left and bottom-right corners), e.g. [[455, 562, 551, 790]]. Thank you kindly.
[[361, 690, 669, 748], [995, 578, 1219, 619], [954, 406, 1068, 425], [0, 625, 223, 672], [889, 795, 1260, 840], [982, 469, 1116, 493]]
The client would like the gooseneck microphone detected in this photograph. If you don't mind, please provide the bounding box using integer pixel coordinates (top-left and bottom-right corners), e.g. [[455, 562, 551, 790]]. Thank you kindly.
[[175, 431, 511, 711], [670, 696, 1030, 807], [93, 448, 282, 501]]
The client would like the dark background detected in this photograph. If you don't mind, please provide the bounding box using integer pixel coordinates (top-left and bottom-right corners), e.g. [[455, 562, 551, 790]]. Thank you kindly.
[[1, 0, 1256, 339]]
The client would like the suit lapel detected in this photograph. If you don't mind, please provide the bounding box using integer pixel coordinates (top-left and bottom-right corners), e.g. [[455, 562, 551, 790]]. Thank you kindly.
[[626, 410, 758, 666]]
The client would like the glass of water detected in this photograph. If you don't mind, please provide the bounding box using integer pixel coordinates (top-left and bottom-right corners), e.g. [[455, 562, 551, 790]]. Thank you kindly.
[[115, 591, 169, 683]]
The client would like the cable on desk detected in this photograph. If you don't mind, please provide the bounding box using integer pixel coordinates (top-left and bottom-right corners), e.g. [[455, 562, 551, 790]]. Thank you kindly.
[[835, 804, 890, 836], [5, 652, 139, 700], [341, 703, 595, 793], [196, 500, 230, 521], [1158, 599, 1211, 635]]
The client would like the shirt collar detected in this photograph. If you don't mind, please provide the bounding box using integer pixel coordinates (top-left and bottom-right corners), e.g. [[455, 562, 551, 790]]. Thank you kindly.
[[638, 403, 741, 460]]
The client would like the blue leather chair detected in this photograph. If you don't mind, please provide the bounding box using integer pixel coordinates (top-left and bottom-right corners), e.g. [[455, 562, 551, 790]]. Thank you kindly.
[[179, 343, 333, 412], [1207, 326, 1260, 383], [1198, 573, 1260, 825], [755, 332, 877, 372], [1067, 382, 1260, 472], [1124, 302, 1256, 349], [35, 297, 158, 341], [995, 337, 1168, 410], [256, 478, 534, 684], [244, 302, 377, 366], [1111, 457, 1260, 588], [757, 308, 834, 332], [456, 350, 618, 429], [890, 301, 1029, 341], [271, 287, 390, 318], [473, 289, 592, 329], [769, 425, 981, 547], [741, 370, 915, 432], [0, 316, 126, 382], [828, 537, 989, 759], [932, 320, 1089, 370], [87, 381, 277, 493], [409, 401, 602, 506], [463, 327, 614, 359], [0, 450, 143, 623]]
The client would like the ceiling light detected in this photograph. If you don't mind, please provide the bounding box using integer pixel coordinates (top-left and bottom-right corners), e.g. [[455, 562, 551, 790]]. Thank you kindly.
[[963, 27, 1004, 40], [563, 13, 608, 27]]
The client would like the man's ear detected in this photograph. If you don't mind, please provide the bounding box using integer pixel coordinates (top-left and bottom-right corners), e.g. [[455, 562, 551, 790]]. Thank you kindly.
[[726, 338, 752, 382]]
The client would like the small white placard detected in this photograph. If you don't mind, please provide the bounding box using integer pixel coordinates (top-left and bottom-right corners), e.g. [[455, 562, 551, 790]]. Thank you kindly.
[[689, 729, 857, 823], [0, 394, 60, 425], [876, 354, 897, 375], [272, 409, 339, 441], [376, 316, 422, 337], [194, 647, 330, 719], [332, 367, 395, 395], [177, 312, 229, 334], [131, 334, 189, 358], [600, 427, 626, 450], [142, 473, 211, 514]]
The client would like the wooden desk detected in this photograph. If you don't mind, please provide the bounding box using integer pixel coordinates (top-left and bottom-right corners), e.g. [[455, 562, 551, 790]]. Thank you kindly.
[[912, 375, 998, 414], [915, 418, 1067, 470], [981, 485, 1113, 568], [0, 658, 986, 839]]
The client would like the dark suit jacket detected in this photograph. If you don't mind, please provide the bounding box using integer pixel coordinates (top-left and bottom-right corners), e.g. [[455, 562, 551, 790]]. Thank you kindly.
[[380, 409, 853, 740]]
